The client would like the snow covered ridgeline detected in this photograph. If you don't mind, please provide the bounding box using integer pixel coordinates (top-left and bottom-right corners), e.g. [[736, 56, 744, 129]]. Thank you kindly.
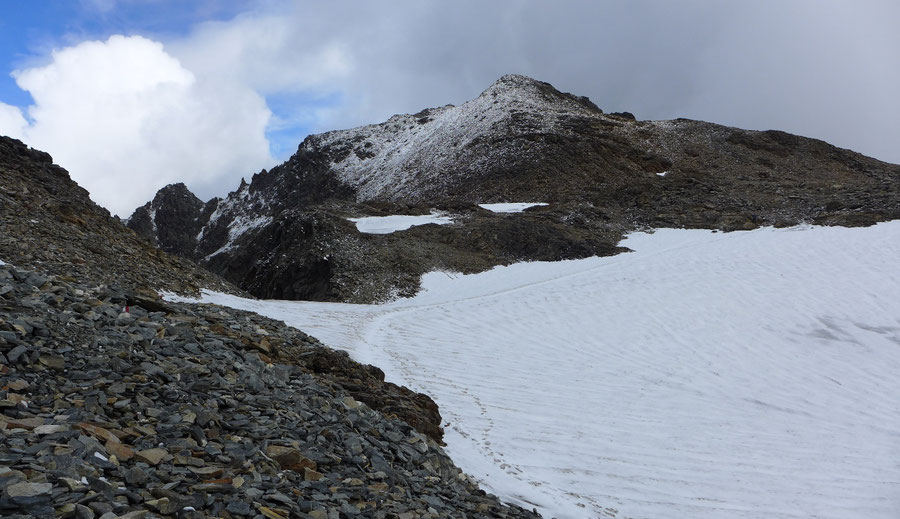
[[177, 223, 900, 519]]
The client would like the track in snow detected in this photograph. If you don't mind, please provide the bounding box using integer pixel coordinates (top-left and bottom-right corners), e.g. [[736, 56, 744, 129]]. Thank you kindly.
[[191, 223, 900, 519]]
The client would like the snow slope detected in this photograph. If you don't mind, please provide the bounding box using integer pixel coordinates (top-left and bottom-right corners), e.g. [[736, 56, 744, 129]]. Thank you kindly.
[[181, 223, 900, 519]]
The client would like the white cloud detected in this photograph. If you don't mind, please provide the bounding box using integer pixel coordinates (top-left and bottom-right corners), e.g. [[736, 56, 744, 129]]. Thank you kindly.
[[0, 102, 27, 140], [10, 35, 272, 216], [170, 12, 353, 95]]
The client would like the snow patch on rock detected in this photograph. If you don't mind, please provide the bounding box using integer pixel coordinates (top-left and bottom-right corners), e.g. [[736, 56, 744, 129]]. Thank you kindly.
[[148, 205, 158, 235], [478, 203, 548, 213], [348, 212, 453, 234]]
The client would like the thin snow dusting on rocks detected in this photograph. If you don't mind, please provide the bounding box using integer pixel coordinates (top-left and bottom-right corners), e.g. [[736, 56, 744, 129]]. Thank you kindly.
[[204, 213, 273, 259], [314, 74, 601, 202], [189, 222, 900, 519]]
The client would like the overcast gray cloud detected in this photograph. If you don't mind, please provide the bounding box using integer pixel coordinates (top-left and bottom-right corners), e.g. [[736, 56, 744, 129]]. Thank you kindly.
[[1, 0, 897, 216], [261, 0, 899, 160]]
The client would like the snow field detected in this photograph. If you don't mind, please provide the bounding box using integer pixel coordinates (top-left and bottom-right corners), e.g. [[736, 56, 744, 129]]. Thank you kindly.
[[186, 223, 900, 519]]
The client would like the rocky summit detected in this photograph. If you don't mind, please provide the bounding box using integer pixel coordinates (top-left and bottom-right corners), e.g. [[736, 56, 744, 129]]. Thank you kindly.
[[0, 263, 540, 519], [128, 74, 900, 303]]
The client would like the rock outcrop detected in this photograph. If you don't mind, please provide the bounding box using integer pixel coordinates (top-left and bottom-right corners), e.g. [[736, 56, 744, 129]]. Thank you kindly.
[[130, 75, 900, 302], [127, 183, 213, 257]]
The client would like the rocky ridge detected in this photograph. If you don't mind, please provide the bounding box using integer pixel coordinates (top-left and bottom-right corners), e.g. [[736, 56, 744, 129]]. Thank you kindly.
[[0, 137, 241, 299], [129, 75, 900, 303], [0, 262, 540, 519]]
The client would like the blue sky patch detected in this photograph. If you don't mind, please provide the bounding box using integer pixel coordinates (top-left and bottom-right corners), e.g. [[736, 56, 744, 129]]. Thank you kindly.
[[264, 89, 345, 160], [0, 0, 249, 109]]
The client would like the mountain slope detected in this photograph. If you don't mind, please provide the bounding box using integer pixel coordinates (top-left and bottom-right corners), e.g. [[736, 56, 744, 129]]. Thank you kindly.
[[0, 134, 540, 518], [129, 75, 900, 302], [0, 134, 455, 445], [0, 136, 239, 297]]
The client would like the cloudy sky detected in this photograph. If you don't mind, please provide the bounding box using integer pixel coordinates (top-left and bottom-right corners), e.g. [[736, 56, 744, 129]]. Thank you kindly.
[[1, 0, 898, 216]]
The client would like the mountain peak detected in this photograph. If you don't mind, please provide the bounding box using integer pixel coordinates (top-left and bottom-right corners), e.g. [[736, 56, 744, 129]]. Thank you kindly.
[[486, 73, 546, 90], [152, 182, 196, 202], [478, 74, 603, 113]]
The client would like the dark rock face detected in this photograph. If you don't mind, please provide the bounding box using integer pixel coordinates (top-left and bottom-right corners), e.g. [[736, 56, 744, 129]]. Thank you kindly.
[[0, 136, 240, 297], [0, 263, 538, 518], [208, 210, 344, 301], [128, 74, 900, 302], [128, 183, 209, 257]]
